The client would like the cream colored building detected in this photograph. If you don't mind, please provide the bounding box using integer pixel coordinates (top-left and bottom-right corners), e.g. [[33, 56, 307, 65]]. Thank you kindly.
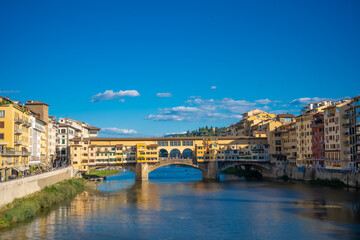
[[324, 100, 353, 170]]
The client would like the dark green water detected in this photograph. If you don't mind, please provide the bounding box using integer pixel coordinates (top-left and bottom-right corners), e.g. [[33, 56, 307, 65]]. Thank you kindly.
[[1, 166, 360, 240]]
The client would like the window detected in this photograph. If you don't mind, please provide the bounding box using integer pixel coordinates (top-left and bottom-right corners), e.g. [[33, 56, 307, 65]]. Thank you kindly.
[[0, 111, 4, 117], [182, 140, 193, 146], [158, 141, 168, 146], [0, 121, 3, 128], [170, 141, 181, 146], [62, 139, 65, 144], [0, 133, 4, 140]]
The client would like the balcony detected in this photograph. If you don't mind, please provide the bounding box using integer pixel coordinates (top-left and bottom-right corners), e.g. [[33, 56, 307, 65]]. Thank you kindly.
[[23, 151, 31, 156], [328, 113, 336, 117], [354, 101, 360, 107], [343, 113, 353, 118], [0, 151, 22, 156], [23, 121, 31, 128], [343, 132, 351, 136], [344, 150, 351, 154], [14, 140, 23, 145], [343, 141, 350, 146], [343, 123, 353, 127], [14, 128, 23, 134], [14, 117, 23, 124]]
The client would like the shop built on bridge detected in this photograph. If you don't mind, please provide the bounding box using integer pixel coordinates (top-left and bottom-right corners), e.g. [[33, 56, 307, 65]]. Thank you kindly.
[[70, 136, 271, 180]]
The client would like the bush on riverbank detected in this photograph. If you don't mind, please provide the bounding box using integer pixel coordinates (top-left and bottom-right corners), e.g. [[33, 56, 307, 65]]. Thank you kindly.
[[221, 167, 262, 179], [87, 169, 121, 178], [0, 178, 85, 228], [309, 178, 348, 188]]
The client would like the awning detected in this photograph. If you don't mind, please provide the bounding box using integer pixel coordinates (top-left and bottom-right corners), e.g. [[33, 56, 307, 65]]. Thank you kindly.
[[13, 166, 29, 172], [29, 161, 41, 166]]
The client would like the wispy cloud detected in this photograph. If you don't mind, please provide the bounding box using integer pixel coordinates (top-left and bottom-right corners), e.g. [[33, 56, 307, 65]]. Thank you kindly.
[[146, 97, 258, 122], [0, 90, 20, 93], [90, 90, 140, 102], [255, 99, 272, 104], [290, 97, 323, 106], [156, 92, 172, 97], [210, 86, 217, 90], [101, 127, 137, 135]]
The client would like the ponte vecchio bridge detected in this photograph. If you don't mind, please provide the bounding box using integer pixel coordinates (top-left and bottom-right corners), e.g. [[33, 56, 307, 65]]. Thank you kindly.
[[70, 136, 271, 181]]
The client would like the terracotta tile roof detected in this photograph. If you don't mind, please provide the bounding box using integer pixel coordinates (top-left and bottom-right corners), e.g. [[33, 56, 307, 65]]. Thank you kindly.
[[85, 126, 101, 130], [25, 100, 50, 106]]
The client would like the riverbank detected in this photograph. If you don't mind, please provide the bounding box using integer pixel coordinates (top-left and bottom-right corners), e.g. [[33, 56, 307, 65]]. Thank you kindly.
[[0, 178, 85, 229], [221, 167, 262, 179], [87, 169, 121, 178]]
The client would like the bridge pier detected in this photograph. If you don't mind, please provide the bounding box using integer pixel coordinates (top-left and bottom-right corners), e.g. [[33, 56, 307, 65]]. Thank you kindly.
[[202, 161, 220, 180], [135, 163, 149, 181]]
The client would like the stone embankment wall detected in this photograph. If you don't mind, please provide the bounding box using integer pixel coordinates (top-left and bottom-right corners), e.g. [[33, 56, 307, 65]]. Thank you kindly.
[[0, 166, 75, 207], [263, 163, 360, 188]]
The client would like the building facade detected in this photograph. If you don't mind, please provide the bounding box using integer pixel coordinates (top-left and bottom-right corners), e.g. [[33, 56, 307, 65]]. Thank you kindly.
[[0, 97, 31, 180]]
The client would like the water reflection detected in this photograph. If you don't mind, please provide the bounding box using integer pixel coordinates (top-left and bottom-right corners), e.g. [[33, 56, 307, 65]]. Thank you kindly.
[[1, 166, 360, 240]]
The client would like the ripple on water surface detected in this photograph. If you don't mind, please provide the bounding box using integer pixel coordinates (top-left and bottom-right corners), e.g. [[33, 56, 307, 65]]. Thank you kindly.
[[1, 166, 360, 240]]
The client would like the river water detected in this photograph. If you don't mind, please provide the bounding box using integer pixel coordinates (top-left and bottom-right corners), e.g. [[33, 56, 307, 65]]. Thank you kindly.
[[1, 166, 360, 240]]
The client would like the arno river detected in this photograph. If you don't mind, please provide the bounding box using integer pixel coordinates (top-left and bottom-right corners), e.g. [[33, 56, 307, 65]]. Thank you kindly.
[[1, 167, 360, 240]]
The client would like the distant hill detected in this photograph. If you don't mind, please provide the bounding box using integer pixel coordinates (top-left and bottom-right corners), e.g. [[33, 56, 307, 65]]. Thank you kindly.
[[164, 126, 226, 137]]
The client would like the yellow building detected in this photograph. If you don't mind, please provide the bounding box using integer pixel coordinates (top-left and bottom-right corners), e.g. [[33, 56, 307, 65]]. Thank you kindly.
[[268, 122, 297, 166], [0, 96, 31, 180]]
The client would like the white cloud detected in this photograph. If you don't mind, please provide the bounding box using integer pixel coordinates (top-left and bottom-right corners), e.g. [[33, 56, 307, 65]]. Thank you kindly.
[[255, 99, 272, 105], [0, 90, 20, 93], [119, 99, 125, 102], [101, 127, 137, 135], [146, 97, 257, 122], [210, 86, 217, 89], [90, 90, 140, 102], [165, 131, 187, 135], [290, 97, 323, 105], [156, 92, 172, 97]]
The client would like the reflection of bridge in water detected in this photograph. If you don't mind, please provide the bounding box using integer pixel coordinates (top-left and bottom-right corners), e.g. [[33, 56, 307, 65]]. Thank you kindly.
[[91, 157, 271, 181]]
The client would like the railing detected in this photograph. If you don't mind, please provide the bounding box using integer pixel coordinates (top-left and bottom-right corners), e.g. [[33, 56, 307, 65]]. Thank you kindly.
[[343, 123, 352, 127], [14, 128, 23, 134], [343, 141, 350, 145], [328, 113, 336, 117], [354, 101, 360, 106], [344, 132, 351, 136], [14, 117, 23, 124], [14, 140, 23, 145], [0, 151, 29, 156], [343, 113, 353, 118], [23, 121, 31, 128], [344, 150, 351, 154]]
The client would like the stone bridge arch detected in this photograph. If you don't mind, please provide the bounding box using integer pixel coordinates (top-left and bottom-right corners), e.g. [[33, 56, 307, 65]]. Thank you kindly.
[[218, 161, 271, 173]]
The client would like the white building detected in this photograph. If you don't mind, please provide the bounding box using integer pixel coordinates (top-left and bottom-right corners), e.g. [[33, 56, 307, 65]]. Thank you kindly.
[[56, 117, 100, 166], [29, 115, 45, 166], [48, 116, 58, 164]]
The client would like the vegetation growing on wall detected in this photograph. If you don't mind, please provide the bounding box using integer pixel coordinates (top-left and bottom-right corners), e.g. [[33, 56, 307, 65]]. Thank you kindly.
[[0, 178, 85, 228]]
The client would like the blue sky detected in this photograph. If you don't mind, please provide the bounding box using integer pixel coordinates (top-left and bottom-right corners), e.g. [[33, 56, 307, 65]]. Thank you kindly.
[[0, 0, 359, 137]]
